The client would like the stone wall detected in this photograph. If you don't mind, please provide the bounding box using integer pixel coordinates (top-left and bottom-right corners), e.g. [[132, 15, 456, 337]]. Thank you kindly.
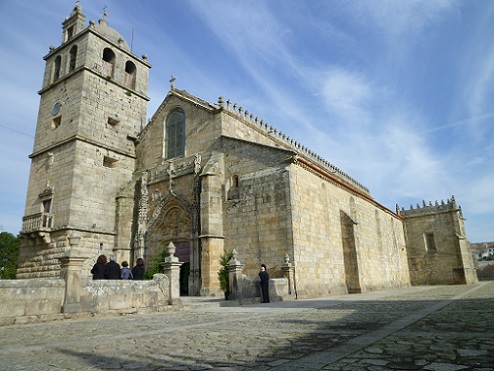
[[18, 229, 116, 279], [290, 161, 410, 298], [400, 198, 477, 285], [223, 137, 293, 277], [476, 261, 494, 281], [0, 278, 65, 325], [77, 275, 170, 315], [139, 92, 221, 172], [0, 274, 173, 326], [232, 275, 289, 302]]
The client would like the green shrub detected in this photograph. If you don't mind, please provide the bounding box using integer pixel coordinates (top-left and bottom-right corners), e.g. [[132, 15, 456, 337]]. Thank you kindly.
[[143, 250, 167, 280], [218, 249, 233, 293], [0, 232, 19, 279]]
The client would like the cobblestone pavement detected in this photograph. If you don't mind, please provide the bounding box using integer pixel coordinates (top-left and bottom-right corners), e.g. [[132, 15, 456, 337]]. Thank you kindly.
[[1, 282, 493, 370]]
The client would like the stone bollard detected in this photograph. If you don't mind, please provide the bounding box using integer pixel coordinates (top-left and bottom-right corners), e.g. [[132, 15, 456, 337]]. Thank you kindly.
[[227, 249, 244, 300], [58, 245, 88, 314], [281, 253, 296, 299], [161, 242, 182, 305]]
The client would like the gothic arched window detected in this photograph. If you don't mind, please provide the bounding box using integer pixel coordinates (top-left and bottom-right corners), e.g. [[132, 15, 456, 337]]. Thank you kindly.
[[166, 108, 185, 159]]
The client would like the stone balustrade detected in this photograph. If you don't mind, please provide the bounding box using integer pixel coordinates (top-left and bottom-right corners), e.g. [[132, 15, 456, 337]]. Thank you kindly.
[[22, 212, 54, 232]]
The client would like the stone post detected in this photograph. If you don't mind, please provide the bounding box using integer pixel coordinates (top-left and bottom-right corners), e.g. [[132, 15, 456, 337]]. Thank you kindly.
[[59, 235, 88, 313], [281, 253, 296, 299], [227, 249, 244, 300], [161, 242, 182, 305]]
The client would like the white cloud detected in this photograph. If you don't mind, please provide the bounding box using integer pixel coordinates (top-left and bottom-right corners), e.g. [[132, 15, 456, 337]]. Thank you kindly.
[[320, 68, 373, 122]]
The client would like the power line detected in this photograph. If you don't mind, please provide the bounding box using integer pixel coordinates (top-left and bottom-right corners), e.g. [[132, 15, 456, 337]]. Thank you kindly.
[[0, 123, 34, 138]]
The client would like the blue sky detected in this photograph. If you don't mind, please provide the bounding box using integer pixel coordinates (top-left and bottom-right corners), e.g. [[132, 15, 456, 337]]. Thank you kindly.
[[0, 0, 493, 242]]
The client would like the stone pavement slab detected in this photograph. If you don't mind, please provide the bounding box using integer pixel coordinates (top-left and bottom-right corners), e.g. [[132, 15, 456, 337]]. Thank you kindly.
[[0, 282, 493, 370]]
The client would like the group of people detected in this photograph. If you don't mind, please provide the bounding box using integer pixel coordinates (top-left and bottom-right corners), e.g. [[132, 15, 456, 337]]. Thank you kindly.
[[92, 256, 270, 302], [91, 255, 145, 280]]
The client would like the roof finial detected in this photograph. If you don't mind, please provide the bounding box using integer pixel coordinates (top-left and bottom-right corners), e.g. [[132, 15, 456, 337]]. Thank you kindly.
[[170, 75, 176, 90], [102, 4, 108, 17]]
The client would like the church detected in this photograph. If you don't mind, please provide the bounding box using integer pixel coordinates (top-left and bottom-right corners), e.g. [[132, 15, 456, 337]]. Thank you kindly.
[[18, 5, 477, 298]]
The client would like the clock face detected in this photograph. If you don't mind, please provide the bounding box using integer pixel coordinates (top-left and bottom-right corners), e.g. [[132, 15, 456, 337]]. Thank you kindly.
[[52, 102, 61, 116]]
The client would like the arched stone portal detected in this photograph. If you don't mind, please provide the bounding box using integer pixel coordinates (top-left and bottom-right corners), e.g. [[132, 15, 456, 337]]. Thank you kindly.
[[146, 196, 200, 295]]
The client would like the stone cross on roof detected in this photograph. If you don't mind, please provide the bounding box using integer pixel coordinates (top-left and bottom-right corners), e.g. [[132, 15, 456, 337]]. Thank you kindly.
[[170, 75, 176, 90]]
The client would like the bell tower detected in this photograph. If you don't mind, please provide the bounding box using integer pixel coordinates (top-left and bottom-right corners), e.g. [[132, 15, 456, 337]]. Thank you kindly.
[[18, 5, 151, 278]]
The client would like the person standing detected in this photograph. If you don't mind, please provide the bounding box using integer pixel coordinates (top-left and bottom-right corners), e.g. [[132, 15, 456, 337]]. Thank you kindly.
[[120, 261, 133, 280], [132, 257, 145, 280], [105, 255, 121, 279], [91, 255, 107, 280], [259, 263, 270, 303]]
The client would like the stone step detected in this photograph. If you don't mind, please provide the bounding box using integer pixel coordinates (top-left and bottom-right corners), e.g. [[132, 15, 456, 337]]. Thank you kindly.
[[179, 296, 261, 310], [179, 296, 225, 310]]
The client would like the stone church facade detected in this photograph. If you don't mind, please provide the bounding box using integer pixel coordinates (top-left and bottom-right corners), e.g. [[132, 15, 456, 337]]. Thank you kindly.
[[18, 6, 477, 298]]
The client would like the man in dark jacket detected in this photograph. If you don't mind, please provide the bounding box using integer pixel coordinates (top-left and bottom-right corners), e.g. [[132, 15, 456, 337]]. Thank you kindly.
[[105, 255, 121, 279], [259, 264, 270, 303]]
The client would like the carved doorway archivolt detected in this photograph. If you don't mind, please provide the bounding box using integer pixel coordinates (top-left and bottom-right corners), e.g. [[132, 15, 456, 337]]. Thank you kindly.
[[148, 198, 191, 263]]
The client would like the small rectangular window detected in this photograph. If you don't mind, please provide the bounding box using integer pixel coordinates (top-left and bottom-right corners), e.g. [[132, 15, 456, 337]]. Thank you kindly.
[[41, 198, 52, 228], [52, 116, 62, 129], [107, 117, 119, 128], [67, 26, 74, 41], [103, 156, 117, 168], [425, 233, 436, 252], [42, 199, 51, 213]]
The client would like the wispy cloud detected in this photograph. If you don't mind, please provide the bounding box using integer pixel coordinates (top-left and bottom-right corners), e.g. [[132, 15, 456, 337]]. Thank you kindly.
[[348, 0, 458, 39], [320, 68, 374, 123], [464, 50, 494, 140]]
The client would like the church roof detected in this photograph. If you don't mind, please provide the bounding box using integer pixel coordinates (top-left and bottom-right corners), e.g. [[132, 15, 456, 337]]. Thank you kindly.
[[92, 18, 130, 51]]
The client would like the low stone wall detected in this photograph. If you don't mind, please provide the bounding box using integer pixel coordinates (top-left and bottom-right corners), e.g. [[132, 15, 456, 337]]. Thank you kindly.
[[0, 274, 173, 325], [0, 278, 65, 325], [231, 275, 292, 302], [476, 261, 494, 281], [77, 275, 170, 314], [227, 250, 296, 302]]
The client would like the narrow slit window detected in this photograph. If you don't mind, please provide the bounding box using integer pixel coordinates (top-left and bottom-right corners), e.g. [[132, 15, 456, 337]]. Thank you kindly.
[[66, 26, 74, 41], [425, 233, 436, 252]]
